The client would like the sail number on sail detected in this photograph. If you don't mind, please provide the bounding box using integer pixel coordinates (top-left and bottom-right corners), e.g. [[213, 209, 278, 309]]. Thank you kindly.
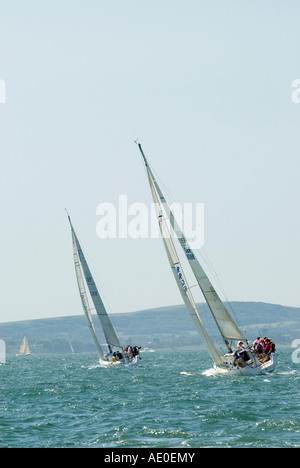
[[175, 265, 188, 292], [185, 249, 195, 261], [179, 237, 196, 261]]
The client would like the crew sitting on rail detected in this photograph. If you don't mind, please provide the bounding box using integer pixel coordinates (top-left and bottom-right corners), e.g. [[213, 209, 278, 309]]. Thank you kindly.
[[235, 342, 249, 361], [112, 351, 123, 361], [233, 342, 246, 368], [252, 337, 276, 362], [264, 338, 276, 355], [123, 345, 140, 360]]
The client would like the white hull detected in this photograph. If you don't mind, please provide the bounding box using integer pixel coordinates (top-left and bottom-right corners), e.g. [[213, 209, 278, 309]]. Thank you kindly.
[[99, 355, 140, 368], [214, 352, 278, 376]]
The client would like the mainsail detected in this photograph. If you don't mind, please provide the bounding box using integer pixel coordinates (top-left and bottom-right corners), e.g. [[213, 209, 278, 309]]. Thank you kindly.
[[138, 142, 245, 357], [68, 215, 122, 354], [18, 336, 30, 356]]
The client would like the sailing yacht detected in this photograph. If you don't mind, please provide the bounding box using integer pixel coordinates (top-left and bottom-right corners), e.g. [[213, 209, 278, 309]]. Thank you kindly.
[[17, 336, 30, 356], [67, 214, 140, 367], [137, 142, 278, 375], [68, 337, 75, 354]]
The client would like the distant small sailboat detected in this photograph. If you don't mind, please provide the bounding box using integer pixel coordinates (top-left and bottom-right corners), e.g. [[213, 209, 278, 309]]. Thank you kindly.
[[138, 142, 278, 376], [17, 336, 30, 356], [68, 337, 75, 354], [67, 213, 140, 367]]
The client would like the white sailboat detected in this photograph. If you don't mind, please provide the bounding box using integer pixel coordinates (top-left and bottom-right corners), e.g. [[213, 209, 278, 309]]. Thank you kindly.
[[68, 337, 75, 354], [17, 336, 30, 356], [67, 214, 140, 367], [137, 142, 278, 376]]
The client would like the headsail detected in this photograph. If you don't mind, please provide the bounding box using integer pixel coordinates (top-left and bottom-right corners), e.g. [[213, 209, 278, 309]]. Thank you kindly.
[[144, 160, 222, 365], [18, 336, 30, 356], [71, 227, 104, 360], [138, 142, 245, 352], [68, 215, 122, 353]]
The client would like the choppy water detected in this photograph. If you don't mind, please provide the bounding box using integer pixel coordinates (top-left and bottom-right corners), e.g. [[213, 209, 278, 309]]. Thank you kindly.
[[0, 349, 299, 448]]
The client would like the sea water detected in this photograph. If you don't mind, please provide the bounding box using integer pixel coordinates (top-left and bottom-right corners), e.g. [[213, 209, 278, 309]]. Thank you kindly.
[[0, 349, 299, 448]]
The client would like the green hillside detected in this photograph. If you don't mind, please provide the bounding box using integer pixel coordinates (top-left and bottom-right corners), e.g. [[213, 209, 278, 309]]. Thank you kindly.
[[1, 302, 299, 355]]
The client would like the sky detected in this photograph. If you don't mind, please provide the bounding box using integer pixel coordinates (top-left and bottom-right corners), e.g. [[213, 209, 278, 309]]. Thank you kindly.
[[0, 0, 300, 323]]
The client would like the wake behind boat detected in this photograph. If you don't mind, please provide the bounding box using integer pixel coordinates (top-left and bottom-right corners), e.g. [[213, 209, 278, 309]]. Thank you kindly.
[[67, 214, 141, 368], [137, 142, 278, 376]]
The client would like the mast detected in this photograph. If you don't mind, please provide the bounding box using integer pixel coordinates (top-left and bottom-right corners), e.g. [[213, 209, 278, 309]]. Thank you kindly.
[[138, 142, 245, 352], [68, 215, 122, 353]]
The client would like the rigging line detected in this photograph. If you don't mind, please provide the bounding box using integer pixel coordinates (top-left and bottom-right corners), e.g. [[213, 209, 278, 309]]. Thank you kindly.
[[138, 149, 207, 255], [138, 150, 192, 244], [199, 247, 244, 332], [151, 178, 228, 304], [148, 158, 204, 242], [145, 164, 218, 276], [159, 181, 241, 332], [139, 146, 227, 306], [72, 223, 122, 345], [145, 157, 179, 207], [146, 160, 213, 265], [79, 235, 113, 311]]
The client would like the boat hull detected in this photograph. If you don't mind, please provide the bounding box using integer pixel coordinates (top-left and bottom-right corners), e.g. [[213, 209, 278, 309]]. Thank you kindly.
[[214, 352, 278, 376], [99, 355, 140, 368]]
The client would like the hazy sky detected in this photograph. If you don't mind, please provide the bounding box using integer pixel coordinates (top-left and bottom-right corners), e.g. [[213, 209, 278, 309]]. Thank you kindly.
[[1, 1, 300, 323]]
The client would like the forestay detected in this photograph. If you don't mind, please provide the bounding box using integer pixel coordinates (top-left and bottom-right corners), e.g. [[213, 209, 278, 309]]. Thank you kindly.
[[68, 217, 122, 352], [146, 168, 222, 365], [138, 142, 245, 349]]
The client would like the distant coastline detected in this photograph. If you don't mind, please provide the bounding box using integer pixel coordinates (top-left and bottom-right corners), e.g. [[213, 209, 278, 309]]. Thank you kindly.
[[1, 302, 299, 355]]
